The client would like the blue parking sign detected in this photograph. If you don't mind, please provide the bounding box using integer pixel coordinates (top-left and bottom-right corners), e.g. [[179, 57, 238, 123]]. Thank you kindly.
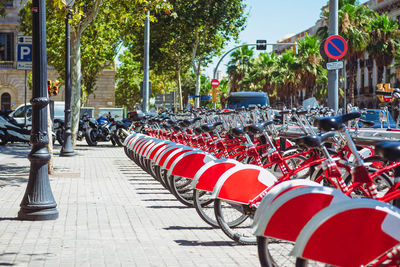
[[17, 44, 32, 62]]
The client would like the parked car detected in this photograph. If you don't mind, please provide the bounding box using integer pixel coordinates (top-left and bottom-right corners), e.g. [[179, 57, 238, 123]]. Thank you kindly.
[[227, 92, 269, 109], [360, 109, 396, 129], [10, 101, 65, 126]]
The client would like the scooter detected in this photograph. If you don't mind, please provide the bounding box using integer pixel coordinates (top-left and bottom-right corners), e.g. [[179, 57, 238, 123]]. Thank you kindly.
[[0, 110, 31, 145]]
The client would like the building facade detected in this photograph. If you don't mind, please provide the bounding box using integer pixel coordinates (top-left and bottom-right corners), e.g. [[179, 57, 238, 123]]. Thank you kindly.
[[0, 0, 116, 116], [273, 0, 400, 108]]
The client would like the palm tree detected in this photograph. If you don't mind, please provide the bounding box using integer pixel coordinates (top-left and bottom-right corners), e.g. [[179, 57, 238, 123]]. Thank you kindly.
[[367, 13, 400, 84], [227, 45, 254, 92], [271, 50, 302, 106], [297, 35, 324, 99], [241, 52, 277, 94]]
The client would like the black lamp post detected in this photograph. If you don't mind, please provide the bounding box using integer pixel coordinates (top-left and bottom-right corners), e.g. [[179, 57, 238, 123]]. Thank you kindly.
[[18, 0, 59, 220], [60, 0, 75, 157]]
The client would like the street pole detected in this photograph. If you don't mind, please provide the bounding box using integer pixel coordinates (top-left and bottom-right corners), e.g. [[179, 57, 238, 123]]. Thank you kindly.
[[212, 42, 296, 109], [18, 0, 58, 220], [60, 9, 74, 157], [328, 0, 339, 112], [143, 10, 150, 113]]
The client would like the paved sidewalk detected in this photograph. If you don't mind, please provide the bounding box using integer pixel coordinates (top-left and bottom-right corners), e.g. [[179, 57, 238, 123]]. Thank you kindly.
[[0, 143, 259, 266]]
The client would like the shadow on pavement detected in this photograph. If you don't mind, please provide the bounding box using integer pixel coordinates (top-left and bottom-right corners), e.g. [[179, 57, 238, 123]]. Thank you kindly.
[[0, 164, 29, 187], [164, 226, 213, 230], [0, 217, 19, 221], [142, 198, 176, 202], [147, 205, 191, 209], [137, 192, 171, 195], [174, 239, 238, 247], [0, 143, 30, 158]]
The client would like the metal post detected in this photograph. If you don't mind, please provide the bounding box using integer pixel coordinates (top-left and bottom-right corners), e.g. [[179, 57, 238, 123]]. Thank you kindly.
[[24, 70, 27, 125], [18, 0, 58, 221], [143, 10, 150, 113], [60, 10, 74, 157], [328, 0, 339, 111]]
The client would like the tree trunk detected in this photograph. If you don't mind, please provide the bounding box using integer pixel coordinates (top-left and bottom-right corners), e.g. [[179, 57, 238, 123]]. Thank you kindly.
[[377, 66, 384, 84], [347, 60, 357, 106], [70, 32, 82, 145], [194, 64, 201, 108], [47, 104, 53, 175], [176, 68, 183, 110]]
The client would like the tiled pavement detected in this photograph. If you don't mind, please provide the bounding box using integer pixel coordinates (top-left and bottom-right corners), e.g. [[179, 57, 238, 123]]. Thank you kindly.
[[0, 143, 259, 266]]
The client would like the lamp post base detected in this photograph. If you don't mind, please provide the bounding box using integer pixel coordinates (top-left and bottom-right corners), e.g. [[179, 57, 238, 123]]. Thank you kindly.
[[18, 207, 59, 221], [60, 148, 75, 157]]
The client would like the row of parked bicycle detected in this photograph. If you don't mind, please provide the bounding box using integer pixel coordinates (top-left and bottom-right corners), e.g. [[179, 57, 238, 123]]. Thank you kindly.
[[122, 105, 400, 266]]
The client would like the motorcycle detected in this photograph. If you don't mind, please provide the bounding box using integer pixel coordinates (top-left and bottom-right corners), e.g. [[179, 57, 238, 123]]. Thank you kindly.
[[54, 114, 87, 146], [0, 110, 31, 145], [84, 113, 127, 147]]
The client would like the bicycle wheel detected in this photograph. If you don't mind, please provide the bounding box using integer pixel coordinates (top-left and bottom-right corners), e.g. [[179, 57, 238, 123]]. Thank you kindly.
[[214, 198, 255, 245], [257, 236, 296, 267], [344, 167, 392, 199], [193, 189, 219, 227], [169, 175, 194, 207], [295, 258, 333, 266]]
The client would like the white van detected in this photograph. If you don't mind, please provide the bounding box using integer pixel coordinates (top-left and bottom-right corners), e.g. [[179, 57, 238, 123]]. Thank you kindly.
[[10, 101, 65, 126]]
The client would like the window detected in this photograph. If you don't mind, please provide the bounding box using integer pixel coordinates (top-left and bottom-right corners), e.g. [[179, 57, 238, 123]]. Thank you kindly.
[[0, 32, 14, 62], [397, 15, 400, 29], [1, 93, 11, 111], [2, 1, 13, 7], [361, 71, 365, 92], [368, 67, 373, 92]]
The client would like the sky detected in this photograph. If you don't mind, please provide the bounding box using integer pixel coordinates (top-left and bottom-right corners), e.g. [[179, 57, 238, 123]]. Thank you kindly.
[[204, 0, 329, 78]]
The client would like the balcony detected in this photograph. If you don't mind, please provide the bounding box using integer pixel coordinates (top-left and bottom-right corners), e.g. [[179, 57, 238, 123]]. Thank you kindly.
[[0, 61, 15, 69]]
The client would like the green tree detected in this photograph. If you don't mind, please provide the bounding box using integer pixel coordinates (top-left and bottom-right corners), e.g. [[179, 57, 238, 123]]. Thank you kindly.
[[367, 13, 400, 84], [271, 49, 302, 106], [19, 0, 171, 143], [227, 45, 254, 92], [115, 50, 142, 111], [297, 34, 325, 99]]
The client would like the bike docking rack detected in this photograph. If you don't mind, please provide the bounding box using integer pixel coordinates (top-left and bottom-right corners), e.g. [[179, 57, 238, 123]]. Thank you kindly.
[[122, 117, 400, 266], [278, 125, 400, 146]]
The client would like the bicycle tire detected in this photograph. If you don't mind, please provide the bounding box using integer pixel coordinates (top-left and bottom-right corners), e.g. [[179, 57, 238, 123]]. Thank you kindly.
[[257, 236, 296, 267], [193, 189, 219, 227], [214, 198, 255, 245], [169, 175, 194, 207]]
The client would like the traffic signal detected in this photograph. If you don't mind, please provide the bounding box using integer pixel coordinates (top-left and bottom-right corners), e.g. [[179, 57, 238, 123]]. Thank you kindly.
[[48, 80, 52, 96], [53, 80, 61, 96], [47, 80, 61, 96], [293, 42, 297, 55], [256, 40, 267, 50]]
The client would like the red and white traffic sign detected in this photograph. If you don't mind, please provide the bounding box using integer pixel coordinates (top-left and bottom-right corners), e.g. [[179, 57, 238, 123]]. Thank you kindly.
[[324, 35, 348, 60], [211, 79, 220, 89]]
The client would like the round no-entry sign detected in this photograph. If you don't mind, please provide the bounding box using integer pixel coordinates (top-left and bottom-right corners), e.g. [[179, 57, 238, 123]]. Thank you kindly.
[[324, 35, 348, 60], [211, 79, 220, 89]]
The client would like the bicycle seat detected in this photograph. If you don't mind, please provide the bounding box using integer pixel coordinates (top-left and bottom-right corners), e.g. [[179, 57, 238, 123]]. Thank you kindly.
[[182, 117, 202, 127], [314, 112, 361, 131], [162, 124, 172, 130], [167, 119, 177, 125], [280, 110, 291, 115], [359, 119, 375, 128], [244, 121, 274, 135], [173, 125, 182, 132], [201, 121, 222, 132], [194, 127, 203, 135], [229, 127, 244, 137], [295, 132, 335, 149], [375, 142, 400, 162]]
